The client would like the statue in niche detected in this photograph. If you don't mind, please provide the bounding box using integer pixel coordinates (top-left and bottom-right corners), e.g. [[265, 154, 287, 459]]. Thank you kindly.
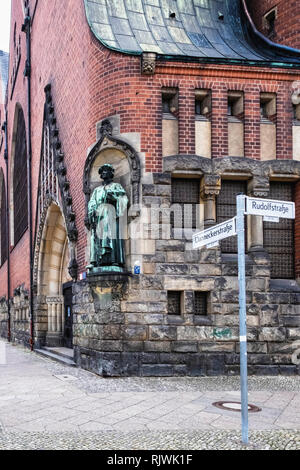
[[87, 164, 128, 273]]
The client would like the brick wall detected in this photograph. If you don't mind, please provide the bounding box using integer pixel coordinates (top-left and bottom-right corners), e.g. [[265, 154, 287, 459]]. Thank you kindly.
[[247, 0, 300, 50]]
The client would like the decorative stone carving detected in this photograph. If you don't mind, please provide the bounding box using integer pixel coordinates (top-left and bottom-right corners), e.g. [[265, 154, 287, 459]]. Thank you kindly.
[[248, 177, 270, 197], [200, 174, 221, 197], [141, 52, 156, 75], [33, 84, 78, 282]]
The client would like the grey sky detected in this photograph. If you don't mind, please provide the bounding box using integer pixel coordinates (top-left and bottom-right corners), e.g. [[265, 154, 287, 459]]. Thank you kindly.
[[0, 0, 11, 53]]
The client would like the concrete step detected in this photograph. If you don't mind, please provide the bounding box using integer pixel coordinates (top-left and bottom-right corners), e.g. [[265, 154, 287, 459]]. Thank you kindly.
[[35, 348, 76, 367], [43, 347, 74, 360]]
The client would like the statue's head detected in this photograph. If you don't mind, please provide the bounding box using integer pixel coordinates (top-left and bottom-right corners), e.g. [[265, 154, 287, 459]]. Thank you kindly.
[[99, 164, 114, 181]]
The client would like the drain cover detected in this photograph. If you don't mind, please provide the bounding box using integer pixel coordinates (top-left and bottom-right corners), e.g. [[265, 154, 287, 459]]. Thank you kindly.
[[212, 401, 261, 412]]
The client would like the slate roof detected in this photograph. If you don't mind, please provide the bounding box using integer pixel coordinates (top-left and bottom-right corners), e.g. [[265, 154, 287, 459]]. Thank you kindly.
[[0, 50, 9, 102], [84, 0, 300, 66]]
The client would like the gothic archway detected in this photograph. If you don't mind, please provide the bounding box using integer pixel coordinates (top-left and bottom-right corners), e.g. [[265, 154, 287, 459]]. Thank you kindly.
[[35, 203, 72, 347]]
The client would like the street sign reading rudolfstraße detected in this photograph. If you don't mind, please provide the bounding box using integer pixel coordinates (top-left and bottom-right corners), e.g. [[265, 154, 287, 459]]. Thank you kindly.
[[192, 217, 236, 250], [245, 197, 295, 219]]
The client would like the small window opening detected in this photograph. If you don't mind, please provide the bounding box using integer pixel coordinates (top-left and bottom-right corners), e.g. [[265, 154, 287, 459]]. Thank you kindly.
[[264, 8, 277, 38], [260, 93, 276, 122], [194, 292, 207, 316], [162, 88, 178, 117], [167, 291, 182, 315], [195, 89, 211, 119], [227, 91, 243, 120]]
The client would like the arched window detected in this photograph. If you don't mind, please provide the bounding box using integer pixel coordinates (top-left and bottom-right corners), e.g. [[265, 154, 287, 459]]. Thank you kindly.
[[0, 171, 7, 266], [13, 107, 28, 245]]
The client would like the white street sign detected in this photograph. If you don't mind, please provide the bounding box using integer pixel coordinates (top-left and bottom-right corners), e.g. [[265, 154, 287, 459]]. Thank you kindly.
[[263, 216, 279, 223], [193, 217, 236, 250], [246, 197, 295, 219]]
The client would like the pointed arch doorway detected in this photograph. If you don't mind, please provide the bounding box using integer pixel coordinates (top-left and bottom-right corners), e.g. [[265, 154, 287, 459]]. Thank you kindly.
[[37, 203, 73, 349]]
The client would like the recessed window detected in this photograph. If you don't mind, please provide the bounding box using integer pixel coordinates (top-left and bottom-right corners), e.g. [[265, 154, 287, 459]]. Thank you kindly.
[[167, 291, 182, 315], [227, 91, 243, 119], [13, 107, 28, 246], [171, 178, 200, 230], [162, 88, 178, 117], [195, 89, 211, 119], [263, 8, 277, 38], [293, 104, 300, 122], [260, 93, 276, 121], [263, 182, 294, 279], [194, 292, 207, 316]]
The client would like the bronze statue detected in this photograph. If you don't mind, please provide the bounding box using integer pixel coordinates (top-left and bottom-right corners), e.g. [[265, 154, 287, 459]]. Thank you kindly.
[[87, 164, 128, 273]]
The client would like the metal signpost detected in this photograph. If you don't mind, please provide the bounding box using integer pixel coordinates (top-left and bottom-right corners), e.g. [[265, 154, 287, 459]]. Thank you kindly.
[[192, 194, 295, 445]]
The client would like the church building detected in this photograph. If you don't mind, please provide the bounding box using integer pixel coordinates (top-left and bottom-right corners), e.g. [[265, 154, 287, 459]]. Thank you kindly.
[[0, 0, 300, 376]]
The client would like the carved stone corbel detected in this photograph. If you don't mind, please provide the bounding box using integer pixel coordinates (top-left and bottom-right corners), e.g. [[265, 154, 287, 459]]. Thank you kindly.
[[141, 52, 156, 75], [247, 176, 269, 198]]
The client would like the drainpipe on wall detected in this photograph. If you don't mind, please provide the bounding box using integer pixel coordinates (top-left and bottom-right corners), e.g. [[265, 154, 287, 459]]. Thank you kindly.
[[2, 118, 11, 342], [22, 9, 34, 351]]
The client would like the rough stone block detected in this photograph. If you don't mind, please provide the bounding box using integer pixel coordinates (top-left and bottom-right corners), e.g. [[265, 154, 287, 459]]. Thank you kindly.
[[123, 325, 148, 341], [166, 252, 185, 263], [123, 341, 144, 352], [156, 264, 189, 275], [125, 312, 165, 324], [186, 355, 206, 376], [280, 316, 300, 327], [177, 326, 213, 341], [141, 364, 174, 376], [149, 325, 177, 341], [286, 328, 300, 339], [144, 341, 171, 352], [259, 327, 286, 342], [156, 240, 185, 252], [206, 354, 225, 375], [198, 342, 235, 353], [141, 275, 164, 290], [164, 276, 215, 291], [189, 264, 221, 276], [171, 341, 198, 353], [260, 312, 279, 327]]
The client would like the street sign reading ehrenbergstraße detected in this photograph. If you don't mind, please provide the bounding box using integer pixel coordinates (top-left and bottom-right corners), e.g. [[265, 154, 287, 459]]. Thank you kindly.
[[245, 197, 295, 219], [192, 217, 236, 250]]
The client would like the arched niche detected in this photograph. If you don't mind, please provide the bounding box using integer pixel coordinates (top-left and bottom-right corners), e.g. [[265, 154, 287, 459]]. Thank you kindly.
[[37, 202, 71, 296], [83, 127, 141, 227], [90, 148, 131, 200]]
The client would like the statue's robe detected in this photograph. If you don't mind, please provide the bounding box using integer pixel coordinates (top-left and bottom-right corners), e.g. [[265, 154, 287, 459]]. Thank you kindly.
[[88, 182, 128, 266]]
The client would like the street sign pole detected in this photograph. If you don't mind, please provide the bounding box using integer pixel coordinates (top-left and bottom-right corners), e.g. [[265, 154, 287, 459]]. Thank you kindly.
[[236, 194, 248, 445]]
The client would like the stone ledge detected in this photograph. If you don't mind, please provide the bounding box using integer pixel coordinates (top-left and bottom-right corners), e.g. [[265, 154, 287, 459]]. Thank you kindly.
[[87, 272, 133, 283]]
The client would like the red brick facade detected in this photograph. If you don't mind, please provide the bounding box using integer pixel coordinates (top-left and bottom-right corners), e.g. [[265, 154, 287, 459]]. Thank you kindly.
[[247, 0, 300, 50]]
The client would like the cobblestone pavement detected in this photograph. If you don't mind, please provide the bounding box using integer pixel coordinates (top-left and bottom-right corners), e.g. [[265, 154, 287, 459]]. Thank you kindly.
[[0, 340, 299, 450]]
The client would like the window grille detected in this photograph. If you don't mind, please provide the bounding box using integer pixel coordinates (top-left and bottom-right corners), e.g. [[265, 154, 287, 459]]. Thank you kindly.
[[264, 182, 294, 279], [167, 291, 181, 315], [1, 179, 7, 266], [38, 120, 58, 221], [13, 108, 28, 245], [171, 178, 200, 230], [194, 292, 207, 315], [217, 180, 247, 253]]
